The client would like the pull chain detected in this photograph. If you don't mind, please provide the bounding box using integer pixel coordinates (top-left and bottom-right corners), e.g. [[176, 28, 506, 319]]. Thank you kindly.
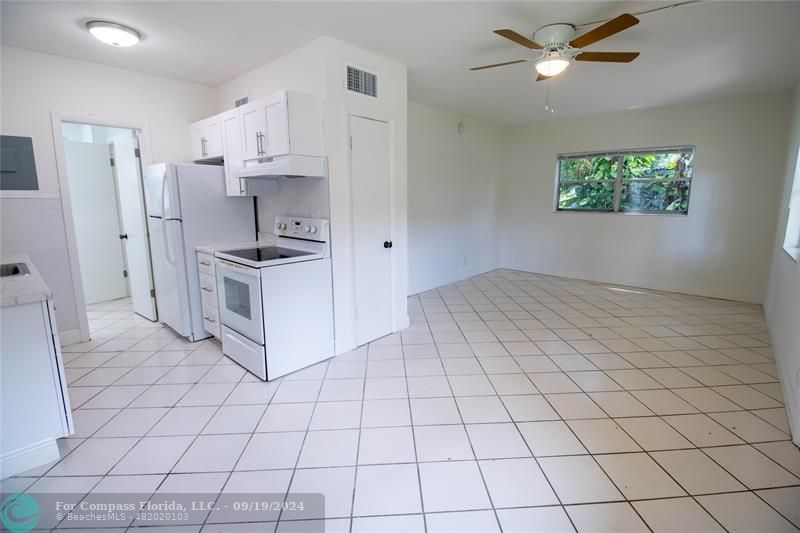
[[544, 78, 555, 114]]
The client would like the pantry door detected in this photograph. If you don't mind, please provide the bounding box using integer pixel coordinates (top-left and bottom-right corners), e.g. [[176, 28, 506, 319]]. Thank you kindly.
[[350, 115, 394, 346]]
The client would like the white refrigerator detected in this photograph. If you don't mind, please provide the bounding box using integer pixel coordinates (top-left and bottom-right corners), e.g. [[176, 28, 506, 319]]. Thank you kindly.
[[144, 163, 255, 341]]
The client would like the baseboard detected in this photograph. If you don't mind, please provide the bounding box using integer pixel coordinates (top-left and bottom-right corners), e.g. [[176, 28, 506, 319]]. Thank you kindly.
[[500, 265, 764, 304], [58, 329, 82, 347], [0, 438, 59, 480], [409, 265, 499, 297]]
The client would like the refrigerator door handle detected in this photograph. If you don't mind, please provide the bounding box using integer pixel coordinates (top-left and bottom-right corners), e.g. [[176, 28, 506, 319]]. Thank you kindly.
[[160, 174, 168, 221], [163, 217, 174, 266]]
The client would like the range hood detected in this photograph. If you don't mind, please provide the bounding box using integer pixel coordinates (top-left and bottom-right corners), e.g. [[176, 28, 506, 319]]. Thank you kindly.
[[235, 154, 326, 179]]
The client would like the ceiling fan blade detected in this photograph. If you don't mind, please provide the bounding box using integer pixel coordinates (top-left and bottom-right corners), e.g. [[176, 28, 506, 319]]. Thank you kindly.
[[536, 74, 552, 82], [575, 51, 640, 62], [569, 13, 639, 49], [469, 59, 528, 71], [494, 29, 543, 49]]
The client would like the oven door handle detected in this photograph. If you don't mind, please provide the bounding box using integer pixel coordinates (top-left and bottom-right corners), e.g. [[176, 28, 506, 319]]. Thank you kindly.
[[216, 258, 260, 277]]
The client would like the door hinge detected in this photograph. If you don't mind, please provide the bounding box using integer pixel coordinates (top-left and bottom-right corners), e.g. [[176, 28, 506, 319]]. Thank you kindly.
[[110, 157, 115, 167], [123, 269, 128, 278], [134, 148, 141, 158], [150, 288, 156, 298]]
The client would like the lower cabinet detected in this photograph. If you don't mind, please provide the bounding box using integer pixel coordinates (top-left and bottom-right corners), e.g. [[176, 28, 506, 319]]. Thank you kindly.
[[198, 252, 221, 339], [0, 299, 73, 479]]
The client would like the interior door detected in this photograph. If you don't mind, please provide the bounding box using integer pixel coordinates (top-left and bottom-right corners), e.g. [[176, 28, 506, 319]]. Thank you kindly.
[[63, 139, 128, 305], [350, 115, 393, 345], [111, 132, 157, 321]]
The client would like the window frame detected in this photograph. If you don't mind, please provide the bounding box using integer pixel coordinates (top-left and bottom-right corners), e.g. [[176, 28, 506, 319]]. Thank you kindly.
[[554, 145, 696, 215]]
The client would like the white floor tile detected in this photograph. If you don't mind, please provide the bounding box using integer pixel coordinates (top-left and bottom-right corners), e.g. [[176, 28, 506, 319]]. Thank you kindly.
[[650, 449, 746, 494], [358, 426, 416, 464], [236, 432, 305, 471], [633, 497, 724, 533], [594, 452, 686, 500], [418, 461, 491, 512], [173, 434, 249, 473], [298, 429, 359, 468], [496, 506, 574, 533], [703, 445, 800, 489], [479, 458, 558, 507], [538, 455, 623, 504], [353, 463, 422, 515], [566, 503, 649, 532], [697, 492, 797, 532]]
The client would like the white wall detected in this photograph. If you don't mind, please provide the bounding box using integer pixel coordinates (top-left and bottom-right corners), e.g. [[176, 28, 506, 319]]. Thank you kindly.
[[407, 102, 504, 294], [217, 37, 409, 353], [63, 140, 128, 304], [765, 83, 800, 443], [0, 45, 217, 337], [497, 92, 791, 303]]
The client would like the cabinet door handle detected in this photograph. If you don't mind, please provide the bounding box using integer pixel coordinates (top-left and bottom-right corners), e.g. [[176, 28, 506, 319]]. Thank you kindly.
[[383, 241, 393, 249], [204, 316, 216, 323], [199, 260, 211, 266], [201, 286, 213, 292]]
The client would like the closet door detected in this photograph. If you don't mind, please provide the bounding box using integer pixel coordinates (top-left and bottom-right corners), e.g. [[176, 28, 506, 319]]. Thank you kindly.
[[350, 115, 393, 345]]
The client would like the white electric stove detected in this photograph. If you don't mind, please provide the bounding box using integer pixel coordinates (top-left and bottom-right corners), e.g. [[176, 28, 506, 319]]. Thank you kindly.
[[214, 216, 334, 380]]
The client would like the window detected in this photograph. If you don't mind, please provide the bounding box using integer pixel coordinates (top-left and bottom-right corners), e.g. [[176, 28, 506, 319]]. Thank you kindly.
[[783, 145, 800, 262], [556, 146, 695, 214]]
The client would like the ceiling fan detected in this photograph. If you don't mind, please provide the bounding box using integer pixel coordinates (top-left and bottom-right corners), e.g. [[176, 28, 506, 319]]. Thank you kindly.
[[471, 13, 640, 80]]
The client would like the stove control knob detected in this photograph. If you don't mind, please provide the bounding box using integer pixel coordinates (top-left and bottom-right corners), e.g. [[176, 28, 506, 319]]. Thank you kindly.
[[304, 225, 311, 232], [309, 226, 318, 234]]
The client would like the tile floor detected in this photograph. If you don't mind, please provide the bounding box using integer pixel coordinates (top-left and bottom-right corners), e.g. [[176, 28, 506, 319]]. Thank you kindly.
[[4, 270, 800, 532]]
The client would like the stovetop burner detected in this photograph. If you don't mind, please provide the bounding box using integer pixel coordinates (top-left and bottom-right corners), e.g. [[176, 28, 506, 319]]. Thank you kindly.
[[223, 246, 313, 263]]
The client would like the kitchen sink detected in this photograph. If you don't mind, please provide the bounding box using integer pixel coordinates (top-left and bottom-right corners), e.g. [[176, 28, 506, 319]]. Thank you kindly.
[[0, 262, 30, 277]]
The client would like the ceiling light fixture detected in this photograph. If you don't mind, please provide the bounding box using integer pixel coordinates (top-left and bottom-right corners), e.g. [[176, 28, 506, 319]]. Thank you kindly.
[[535, 51, 570, 77], [86, 20, 142, 47]]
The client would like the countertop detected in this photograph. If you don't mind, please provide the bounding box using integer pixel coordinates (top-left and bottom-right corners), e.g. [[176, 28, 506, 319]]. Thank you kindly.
[[0, 255, 52, 308], [196, 233, 277, 255]]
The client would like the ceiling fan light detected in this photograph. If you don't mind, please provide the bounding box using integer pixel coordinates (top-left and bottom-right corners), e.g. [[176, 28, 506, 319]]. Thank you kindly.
[[86, 20, 141, 47], [535, 57, 570, 77]]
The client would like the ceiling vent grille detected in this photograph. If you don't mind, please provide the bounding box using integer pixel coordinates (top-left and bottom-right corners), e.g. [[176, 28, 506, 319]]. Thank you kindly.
[[346, 66, 377, 98], [234, 96, 249, 108]]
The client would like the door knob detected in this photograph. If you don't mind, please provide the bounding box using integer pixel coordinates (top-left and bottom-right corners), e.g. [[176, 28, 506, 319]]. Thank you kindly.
[[119, 233, 128, 240], [383, 241, 393, 249]]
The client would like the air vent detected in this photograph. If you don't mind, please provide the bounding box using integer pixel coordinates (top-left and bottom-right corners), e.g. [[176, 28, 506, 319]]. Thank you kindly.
[[346, 66, 377, 98], [234, 96, 249, 108]]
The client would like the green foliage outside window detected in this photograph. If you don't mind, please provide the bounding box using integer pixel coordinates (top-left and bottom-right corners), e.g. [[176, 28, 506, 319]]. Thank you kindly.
[[557, 148, 694, 213]]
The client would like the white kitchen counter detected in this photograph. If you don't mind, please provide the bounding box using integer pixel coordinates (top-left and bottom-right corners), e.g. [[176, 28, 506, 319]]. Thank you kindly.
[[196, 234, 277, 255], [0, 255, 52, 308]]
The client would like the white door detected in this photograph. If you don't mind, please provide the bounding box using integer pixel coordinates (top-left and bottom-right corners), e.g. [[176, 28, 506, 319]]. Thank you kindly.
[[149, 217, 191, 337], [350, 115, 394, 345], [111, 132, 157, 321], [63, 139, 128, 305]]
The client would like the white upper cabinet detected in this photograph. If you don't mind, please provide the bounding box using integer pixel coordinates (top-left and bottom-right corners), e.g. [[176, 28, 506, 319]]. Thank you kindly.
[[190, 114, 223, 161], [219, 109, 249, 196], [239, 91, 324, 163]]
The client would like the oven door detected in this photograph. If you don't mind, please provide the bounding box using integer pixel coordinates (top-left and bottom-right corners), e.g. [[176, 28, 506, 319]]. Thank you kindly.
[[215, 258, 264, 344]]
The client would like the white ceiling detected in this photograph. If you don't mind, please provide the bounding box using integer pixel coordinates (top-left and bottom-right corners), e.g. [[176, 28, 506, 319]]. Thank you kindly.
[[2, 1, 799, 124]]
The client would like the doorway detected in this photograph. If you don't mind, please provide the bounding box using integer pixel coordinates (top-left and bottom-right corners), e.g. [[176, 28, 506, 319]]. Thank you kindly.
[[350, 115, 394, 345], [60, 122, 157, 331]]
